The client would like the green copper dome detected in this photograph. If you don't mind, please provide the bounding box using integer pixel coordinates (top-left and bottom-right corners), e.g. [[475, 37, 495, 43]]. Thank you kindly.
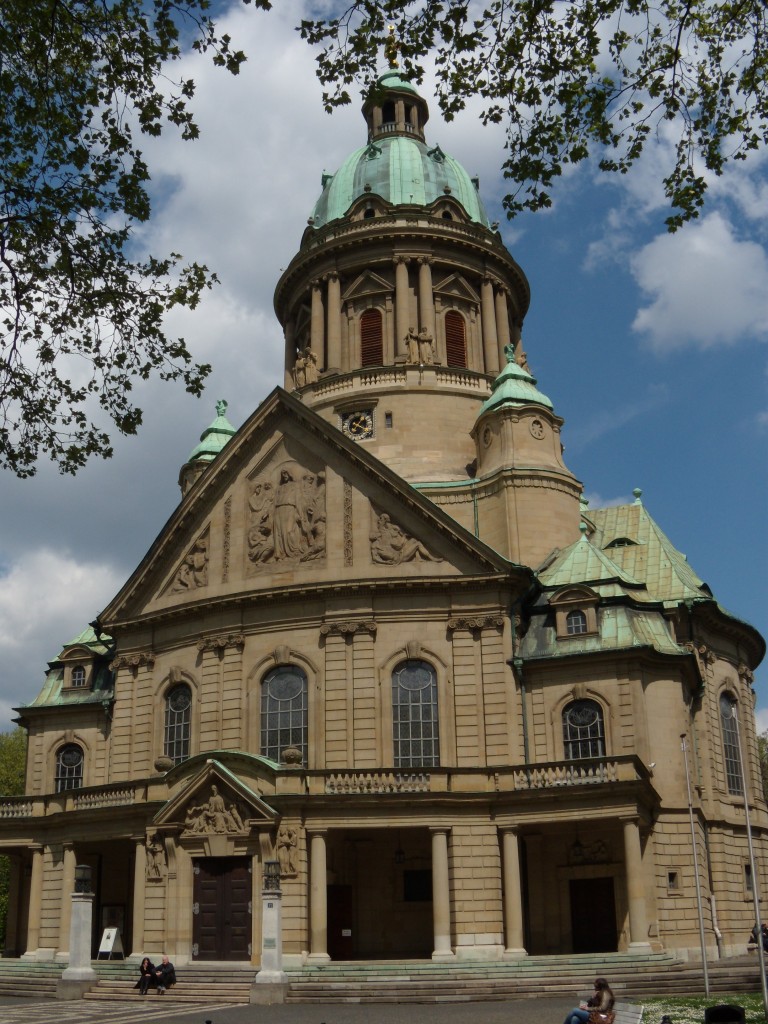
[[309, 73, 491, 230], [188, 400, 237, 463], [479, 345, 553, 415]]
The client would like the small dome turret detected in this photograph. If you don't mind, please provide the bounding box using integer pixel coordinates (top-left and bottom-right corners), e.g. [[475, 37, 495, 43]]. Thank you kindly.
[[178, 400, 236, 497]]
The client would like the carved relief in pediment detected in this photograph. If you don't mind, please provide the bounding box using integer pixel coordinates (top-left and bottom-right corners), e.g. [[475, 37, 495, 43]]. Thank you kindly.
[[182, 784, 247, 836], [246, 459, 326, 573], [166, 528, 210, 595], [369, 505, 443, 565]]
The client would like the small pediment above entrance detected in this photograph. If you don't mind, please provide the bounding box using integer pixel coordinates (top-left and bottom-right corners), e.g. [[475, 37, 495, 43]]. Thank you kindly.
[[154, 759, 278, 834]]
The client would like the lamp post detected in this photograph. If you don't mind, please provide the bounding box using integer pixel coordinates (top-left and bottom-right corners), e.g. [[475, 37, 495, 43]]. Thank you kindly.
[[253, 858, 288, 1003], [57, 863, 97, 999], [680, 734, 709, 996], [731, 704, 768, 1019]]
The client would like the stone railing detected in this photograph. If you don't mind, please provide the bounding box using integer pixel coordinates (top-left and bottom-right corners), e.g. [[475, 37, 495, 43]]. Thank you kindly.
[[73, 786, 135, 810], [0, 797, 34, 818], [511, 759, 623, 790], [325, 771, 430, 794]]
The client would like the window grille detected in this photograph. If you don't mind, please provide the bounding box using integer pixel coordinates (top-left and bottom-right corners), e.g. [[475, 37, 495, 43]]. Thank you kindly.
[[360, 308, 383, 366], [566, 609, 588, 635], [392, 659, 440, 768], [563, 699, 605, 759], [444, 311, 467, 368], [55, 744, 84, 792], [261, 666, 308, 764], [720, 693, 743, 795], [164, 684, 192, 765]]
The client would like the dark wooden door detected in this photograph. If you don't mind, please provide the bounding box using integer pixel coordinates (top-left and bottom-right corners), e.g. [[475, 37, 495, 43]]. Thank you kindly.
[[327, 884, 354, 960], [193, 857, 251, 960], [570, 877, 617, 953]]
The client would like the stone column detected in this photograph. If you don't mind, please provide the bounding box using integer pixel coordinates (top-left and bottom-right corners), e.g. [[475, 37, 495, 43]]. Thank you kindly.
[[310, 281, 325, 366], [430, 827, 453, 959], [394, 256, 411, 358], [3, 855, 21, 956], [622, 817, 652, 950], [253, 862, 288, 1002], [326, 272, 342, 372], [418, 258, 436, 341], [308, 830, 330, 961], [500, 827, 527, 956], [58, 890, 97, 998], [23, 846, 43, 959], [495, 287, 512, 367], [481, 278, 499, 376], [57, 843, 77, 959], [130, 836, 147, 958], [284, 319, 296, 389]]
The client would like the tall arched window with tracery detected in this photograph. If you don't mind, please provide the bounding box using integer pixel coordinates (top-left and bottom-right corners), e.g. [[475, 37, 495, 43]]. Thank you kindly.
[[261, 665, 308, 765], [563, 699, 605, 759], [360, 308, 383, 367], [719, 693, 743, 795], [164, 684, 191, 765], [392, 659, 440, 768], [444, 310, 467, 368], [55, 744, 84, 792]]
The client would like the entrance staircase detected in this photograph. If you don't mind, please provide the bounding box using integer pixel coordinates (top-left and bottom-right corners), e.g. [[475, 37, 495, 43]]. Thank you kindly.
[[0, 953, 761, 1005]]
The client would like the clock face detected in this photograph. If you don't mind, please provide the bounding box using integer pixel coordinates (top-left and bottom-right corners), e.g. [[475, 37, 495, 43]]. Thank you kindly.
[[342, 410, 374, 440]]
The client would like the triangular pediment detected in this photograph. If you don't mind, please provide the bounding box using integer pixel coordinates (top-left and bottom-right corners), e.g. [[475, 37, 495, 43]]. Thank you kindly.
[[154, 758, 278, 831], [342, 269, 392, 302], [99, 389, 524, 626], [432, 271, 480, 304]]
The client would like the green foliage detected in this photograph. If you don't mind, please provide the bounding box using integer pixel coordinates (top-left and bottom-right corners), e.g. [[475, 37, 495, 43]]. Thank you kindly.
[[645, 995, 766, 1024], [0, 0, 257, 477], [0, 728, 26, 949], [299, 0, 768, 231]]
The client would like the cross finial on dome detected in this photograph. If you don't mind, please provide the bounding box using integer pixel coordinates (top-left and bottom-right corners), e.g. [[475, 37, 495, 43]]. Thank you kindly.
[[385, 25, 399, 67]]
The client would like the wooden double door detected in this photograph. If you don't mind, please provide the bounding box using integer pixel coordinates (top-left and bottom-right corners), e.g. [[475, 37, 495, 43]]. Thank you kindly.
[[192, 857, 251, 960]]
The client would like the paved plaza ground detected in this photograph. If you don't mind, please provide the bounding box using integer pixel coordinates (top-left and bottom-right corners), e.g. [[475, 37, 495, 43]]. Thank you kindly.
[[0, 993, 576, 1024]]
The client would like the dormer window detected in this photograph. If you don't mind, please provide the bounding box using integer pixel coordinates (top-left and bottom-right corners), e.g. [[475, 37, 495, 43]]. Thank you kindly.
[[606, 537, 637, 549], [550, 585, 599, 640], [71, 666, 86, 687]]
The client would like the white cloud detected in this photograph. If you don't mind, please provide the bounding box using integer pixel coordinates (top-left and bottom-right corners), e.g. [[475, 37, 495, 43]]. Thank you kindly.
[[630, 213, 768, 350], [582, 492, 635, 510], [754, 706, 768, 735]]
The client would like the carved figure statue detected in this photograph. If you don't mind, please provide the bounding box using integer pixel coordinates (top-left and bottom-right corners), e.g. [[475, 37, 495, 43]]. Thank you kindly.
[[303, 346, 319, 384], [406, 326, 419, 363], [247, 461, 326, 569], [146, 835, 165, 880], [293, 351, 306, 388], [417, 327, 434, 364], [182, 787, 247, 835], [171, 535, 208, 592], [370, 512, 440, 565], [278, 825, 298, 876]]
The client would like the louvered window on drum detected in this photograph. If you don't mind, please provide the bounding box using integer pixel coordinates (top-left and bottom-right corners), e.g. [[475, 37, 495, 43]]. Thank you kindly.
[[444, 311, 467, 368], [360, 308, 383, 366]]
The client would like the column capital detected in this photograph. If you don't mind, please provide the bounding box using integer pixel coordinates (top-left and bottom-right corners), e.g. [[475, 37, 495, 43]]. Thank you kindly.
[[417, 256, 434, 266], [497, 824, 520, 837], [393, 255, 411, 266], [306, 827, 329, 838], [428, 825, 452, 836]]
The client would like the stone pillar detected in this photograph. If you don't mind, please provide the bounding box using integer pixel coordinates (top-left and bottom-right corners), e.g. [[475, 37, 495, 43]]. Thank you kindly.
[[130, 836, 147, 958], [3, 855, 21, 957], [500, 827, 527, 956], [418, 258, 436, 340], [22, 846, 43, 959], [495, 287, 512, 367], [310, 281, 325, 366], [394, 256, 411, 358], [253, 862, 288, 1003], [58, 890, 97, 999], [57, 843, 77, 959], [308, 830, 330, 961], [326, 272, 342, 372], [284, 319, 296, 389], [622, 817, 652, 950], [430, 827, 453, 959], [481, 278, 499, 376]]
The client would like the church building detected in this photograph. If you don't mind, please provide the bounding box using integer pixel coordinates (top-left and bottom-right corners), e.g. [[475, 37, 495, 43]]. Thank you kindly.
[[1, 66, 765, 972]]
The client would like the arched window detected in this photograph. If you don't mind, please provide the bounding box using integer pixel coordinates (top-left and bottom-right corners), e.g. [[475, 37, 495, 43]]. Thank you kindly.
[[444, 311, 467, 368], [720, 693, 743, 795], [360, 308, 383, 366], [392, 659, 440, 768], [563, 699, 605, 760], [164, 684, 191, 765], [261, 665, 308, 764], [566, 610, 588, 635], [55, 744, 84, 792], [71, 666, 86, 687]]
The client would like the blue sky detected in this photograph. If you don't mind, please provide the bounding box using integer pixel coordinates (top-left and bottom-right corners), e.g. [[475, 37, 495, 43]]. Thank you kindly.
[[0, 1, 765, 733]]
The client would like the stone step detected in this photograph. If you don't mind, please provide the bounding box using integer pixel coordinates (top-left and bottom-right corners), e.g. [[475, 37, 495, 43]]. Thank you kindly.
[[86, 979, 252, 1003]]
